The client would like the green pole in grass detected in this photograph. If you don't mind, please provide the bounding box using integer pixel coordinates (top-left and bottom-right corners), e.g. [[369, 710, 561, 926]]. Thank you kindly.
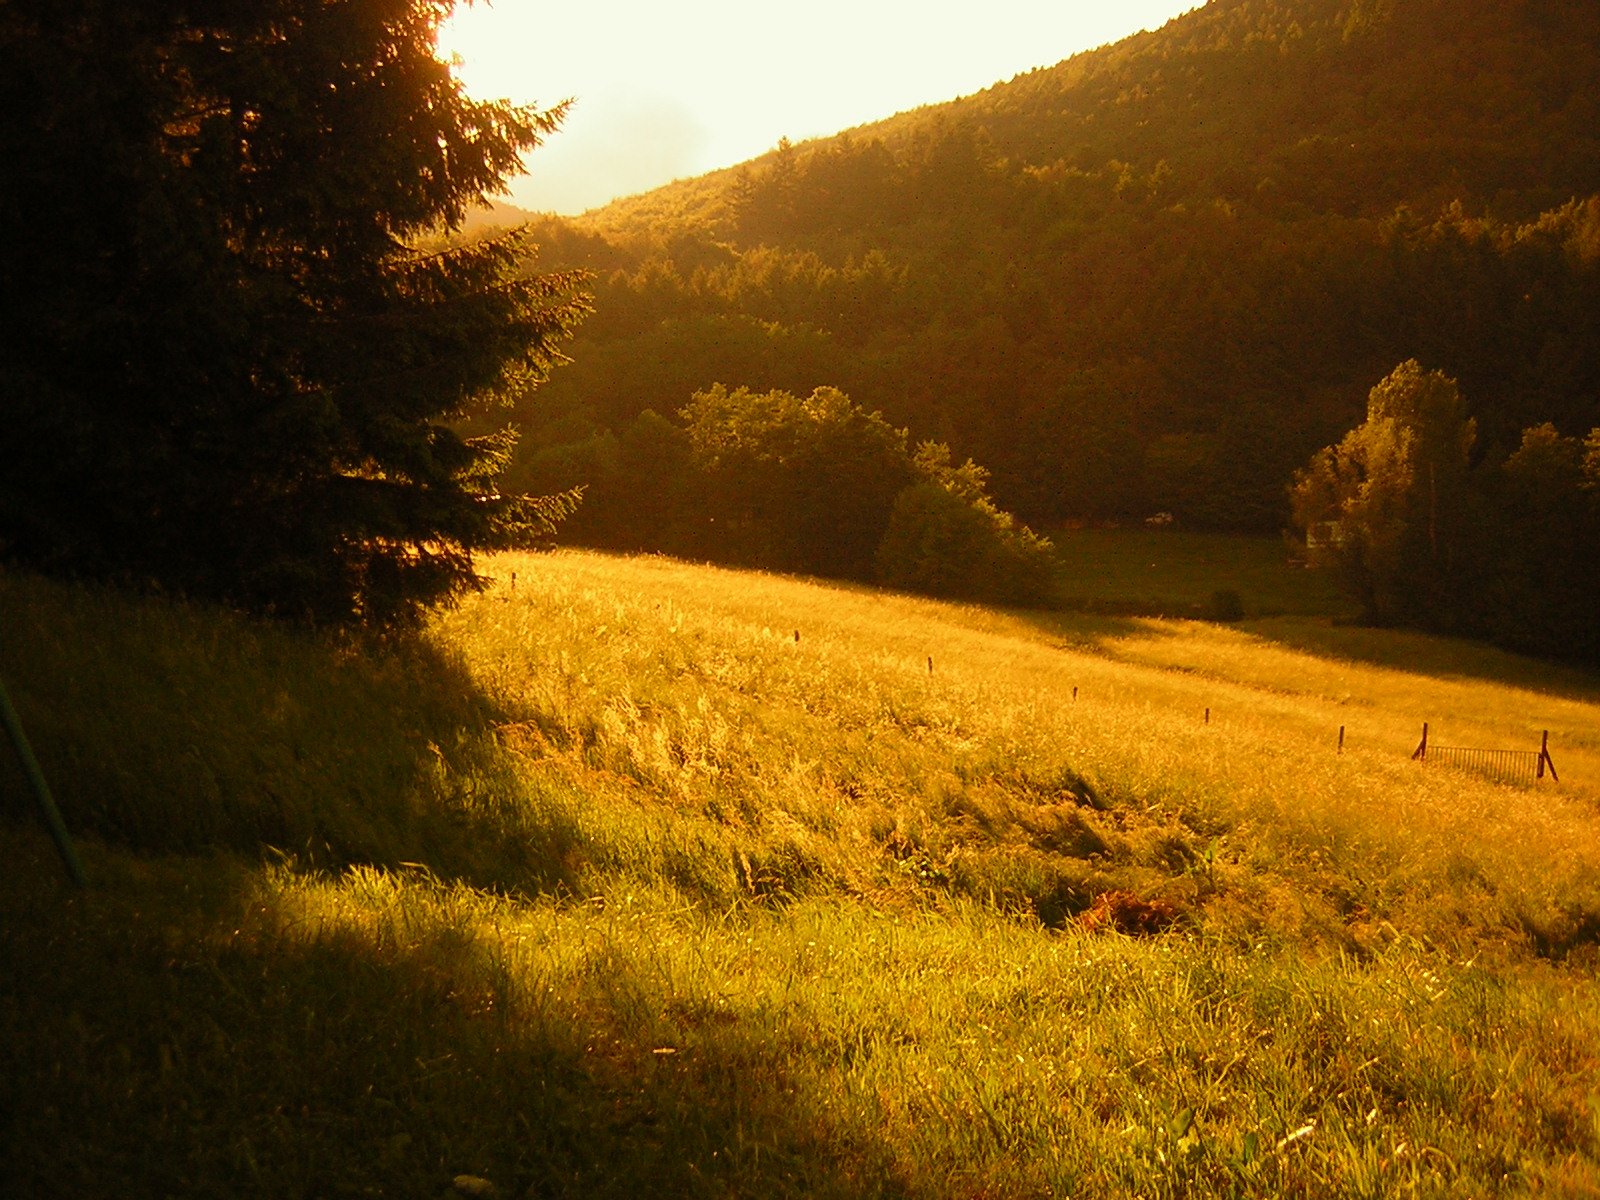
[[0, 673, 87, 887]]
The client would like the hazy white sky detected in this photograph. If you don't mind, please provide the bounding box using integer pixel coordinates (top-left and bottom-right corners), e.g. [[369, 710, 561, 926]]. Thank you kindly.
[[438, 1, 1200, 215]]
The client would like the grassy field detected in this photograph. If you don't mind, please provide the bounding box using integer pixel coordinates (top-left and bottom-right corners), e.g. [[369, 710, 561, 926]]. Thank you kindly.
[[1050, 528, 1350, 618], [3, 548, 1599, 1198]]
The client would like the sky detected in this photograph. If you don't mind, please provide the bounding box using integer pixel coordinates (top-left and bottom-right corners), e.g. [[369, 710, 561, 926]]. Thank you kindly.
[[437, 0, 1201, 215]]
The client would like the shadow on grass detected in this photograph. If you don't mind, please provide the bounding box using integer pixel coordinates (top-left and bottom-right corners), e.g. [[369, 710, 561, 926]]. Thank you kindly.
[[0, 839, 911, 1200], [1005, 606, 1196, 654], [1236, 616, 1600, 704], [999, 595, 1600, 709], [0, 571, 582, 895]]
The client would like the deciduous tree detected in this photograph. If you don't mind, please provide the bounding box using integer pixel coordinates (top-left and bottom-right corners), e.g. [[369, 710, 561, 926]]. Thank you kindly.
[[1291, 361, 1475, 622], [680, 384, 913, 578]]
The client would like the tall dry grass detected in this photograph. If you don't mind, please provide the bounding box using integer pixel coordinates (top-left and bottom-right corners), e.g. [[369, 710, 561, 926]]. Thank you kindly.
[[3, 549, 1599, 1197]]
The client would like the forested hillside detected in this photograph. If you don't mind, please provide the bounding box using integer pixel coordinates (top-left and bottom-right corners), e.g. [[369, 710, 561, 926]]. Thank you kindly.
[[499, 0, 1600, 541]]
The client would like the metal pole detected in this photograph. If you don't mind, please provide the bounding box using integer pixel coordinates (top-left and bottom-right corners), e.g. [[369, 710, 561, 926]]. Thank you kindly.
[[0, 674, 87, 887]]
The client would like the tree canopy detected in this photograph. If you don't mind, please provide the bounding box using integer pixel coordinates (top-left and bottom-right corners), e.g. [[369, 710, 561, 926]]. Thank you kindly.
[[679, 384, 914, 579], [0, 0, 588, 622], [1291, 361, 1476, 622], [1294, 362, 1600, 659], [501, 0, 1600, 535]]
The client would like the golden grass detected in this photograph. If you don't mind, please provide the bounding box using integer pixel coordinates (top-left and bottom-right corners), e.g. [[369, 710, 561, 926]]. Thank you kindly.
[[438, 550, 1600, 953], [4, 549, 1600, 1197]]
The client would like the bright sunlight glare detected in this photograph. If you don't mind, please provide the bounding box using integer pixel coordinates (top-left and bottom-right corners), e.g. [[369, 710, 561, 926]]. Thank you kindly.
[[438, 0, 1202, 215]]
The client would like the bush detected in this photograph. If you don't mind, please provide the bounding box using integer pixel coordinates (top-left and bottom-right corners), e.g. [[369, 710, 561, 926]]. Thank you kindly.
[[875, 481, 1056, 606], [1207, 588, 1245, 622], [681, 385, 915, 577]]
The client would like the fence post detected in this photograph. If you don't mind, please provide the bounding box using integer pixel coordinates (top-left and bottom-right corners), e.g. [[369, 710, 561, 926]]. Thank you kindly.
[[1538, 730, 1559, 783], [1338, 725, 1345, 755], [1412, 722, 1429, 761], [0, 674, 87, 887]]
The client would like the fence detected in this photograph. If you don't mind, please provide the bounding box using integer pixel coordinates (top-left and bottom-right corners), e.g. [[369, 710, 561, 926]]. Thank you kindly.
[[1411, 723, 1559, 784]]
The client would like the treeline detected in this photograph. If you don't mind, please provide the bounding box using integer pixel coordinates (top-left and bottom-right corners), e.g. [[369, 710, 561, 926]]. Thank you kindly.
[[519, 383, 1055, 605], [509, 191, 1600, 537], [503, 0, 1600, 538], [1295, 361, 1600, 662]]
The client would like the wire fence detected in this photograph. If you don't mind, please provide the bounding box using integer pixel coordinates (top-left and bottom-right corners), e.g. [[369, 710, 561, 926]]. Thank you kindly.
[[1411, 724, 1559, 784]]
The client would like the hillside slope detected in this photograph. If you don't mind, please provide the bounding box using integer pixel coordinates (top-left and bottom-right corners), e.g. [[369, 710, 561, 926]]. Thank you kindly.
[[504, 0, 1600, 537], [595, 0, 1600, 234], [4, 555, 1600, 1194]]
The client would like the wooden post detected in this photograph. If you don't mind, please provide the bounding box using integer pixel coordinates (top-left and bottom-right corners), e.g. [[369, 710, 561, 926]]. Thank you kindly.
[[793, 629, 800, 643], [1412, 722, 1429, 761], [510, 571, 516, 591], [1338, 725, 1345, 755], [1538, 730, 1559, 782], [1072, 686, 1078, 701], [927, 656, 933, 674], [1204, 707, 1210, 725], [1, 674, 87, 888]]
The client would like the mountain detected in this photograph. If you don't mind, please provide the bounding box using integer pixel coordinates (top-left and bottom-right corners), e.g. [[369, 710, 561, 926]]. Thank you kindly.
[[461, 198, 540, 234], [503, 0, 1600, 540]]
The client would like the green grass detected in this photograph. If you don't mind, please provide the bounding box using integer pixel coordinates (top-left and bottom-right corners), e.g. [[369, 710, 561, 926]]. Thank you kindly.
[[1050, 528, 1351, 618], [4, 551, 1599, 1197]]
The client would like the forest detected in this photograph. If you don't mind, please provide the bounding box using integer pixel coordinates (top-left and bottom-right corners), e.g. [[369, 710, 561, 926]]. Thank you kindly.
[[480, 0, 1600, 657]]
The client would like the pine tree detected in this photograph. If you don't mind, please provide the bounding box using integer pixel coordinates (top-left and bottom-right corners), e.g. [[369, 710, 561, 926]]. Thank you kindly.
[[0, 0, 588, 622]]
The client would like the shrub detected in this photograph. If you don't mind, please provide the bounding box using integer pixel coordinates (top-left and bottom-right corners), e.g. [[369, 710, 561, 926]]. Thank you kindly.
[[681, 384, 915, 577], [875, 480, 1056, 606], [1207, 588, 1245, 622]]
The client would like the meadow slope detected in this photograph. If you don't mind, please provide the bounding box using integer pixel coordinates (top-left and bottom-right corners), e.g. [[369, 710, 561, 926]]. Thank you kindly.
[[3, 550, 1599, 1197]]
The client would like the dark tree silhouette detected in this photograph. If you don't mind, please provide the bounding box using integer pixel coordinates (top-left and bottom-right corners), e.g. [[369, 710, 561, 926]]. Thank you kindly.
[[0, 0, 587, 622]]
